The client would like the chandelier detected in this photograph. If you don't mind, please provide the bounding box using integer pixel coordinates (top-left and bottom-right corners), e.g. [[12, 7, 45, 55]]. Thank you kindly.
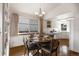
[[35, 8, 45, 17]]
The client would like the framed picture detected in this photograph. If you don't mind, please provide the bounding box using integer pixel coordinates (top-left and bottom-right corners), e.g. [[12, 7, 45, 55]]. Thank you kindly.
[[61, 24, 67, 31], [47, 21, 51, 28]]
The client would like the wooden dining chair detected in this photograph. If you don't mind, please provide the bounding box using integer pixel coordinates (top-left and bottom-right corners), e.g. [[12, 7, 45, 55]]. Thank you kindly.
[[23, 37, 28, 55], [23, 37, 40, 56], [41, 40, 59, 56]]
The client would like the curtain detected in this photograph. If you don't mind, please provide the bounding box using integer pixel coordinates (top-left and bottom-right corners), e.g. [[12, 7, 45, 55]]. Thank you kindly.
[[10, 13, 19, 36]]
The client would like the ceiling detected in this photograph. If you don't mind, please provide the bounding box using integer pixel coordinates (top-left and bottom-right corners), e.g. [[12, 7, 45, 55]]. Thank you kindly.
[[9, 3, 61, 16]]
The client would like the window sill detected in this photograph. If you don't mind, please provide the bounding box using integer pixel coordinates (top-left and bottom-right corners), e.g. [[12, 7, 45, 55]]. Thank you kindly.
[[18, 32, 39, 35]]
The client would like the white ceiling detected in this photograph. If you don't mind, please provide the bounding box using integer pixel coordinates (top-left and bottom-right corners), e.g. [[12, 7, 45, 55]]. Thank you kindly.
[[9, 3, 61, 16]]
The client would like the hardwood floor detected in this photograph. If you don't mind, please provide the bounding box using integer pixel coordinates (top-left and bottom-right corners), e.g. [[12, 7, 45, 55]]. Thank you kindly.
[[10, 40, 79, 56], [69, 50, 79, 56], [9, 45, 79, 56], [9, 45, 25, 56]]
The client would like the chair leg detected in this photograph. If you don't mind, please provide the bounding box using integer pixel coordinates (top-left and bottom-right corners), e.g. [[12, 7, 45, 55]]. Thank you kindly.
[[43, 51, 45, 56], [56, 50, 58, 56], [24, 50, 26, 56], [24, 47, 26, 56], [37, 49, 39, 56], [41, 50, 44, 56], [49, 53, 51, 56], [27, 50, 29, 56], [41, 50, 43, 56], [56, 51, 57, 56]]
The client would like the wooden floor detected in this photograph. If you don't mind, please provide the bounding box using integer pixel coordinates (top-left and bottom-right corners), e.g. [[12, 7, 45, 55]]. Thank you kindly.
[[9, 45, 25, 56], [9, 39, 79, 56], [9, 45, 79, 56]]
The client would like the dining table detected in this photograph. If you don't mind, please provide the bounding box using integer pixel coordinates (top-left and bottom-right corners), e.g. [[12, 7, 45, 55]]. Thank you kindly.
[[28, 35, 52, 55]]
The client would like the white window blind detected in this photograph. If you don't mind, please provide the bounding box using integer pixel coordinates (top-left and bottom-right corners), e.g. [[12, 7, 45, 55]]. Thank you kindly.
[[19, 16, 38, 33]]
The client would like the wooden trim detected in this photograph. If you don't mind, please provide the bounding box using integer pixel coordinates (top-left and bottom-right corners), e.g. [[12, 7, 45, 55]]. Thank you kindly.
[[40, 17, 44, 35], [10, 45, 24, 49], [69, 50, 79, 56]]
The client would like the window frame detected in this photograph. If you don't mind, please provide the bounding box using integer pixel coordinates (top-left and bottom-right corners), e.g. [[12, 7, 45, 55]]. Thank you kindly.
[[18, 17, 39, 34]]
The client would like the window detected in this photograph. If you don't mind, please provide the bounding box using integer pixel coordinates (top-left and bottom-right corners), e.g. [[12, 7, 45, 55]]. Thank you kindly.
[[19, 16, 38, 33], [29, 20, 38, 32], [19, 23, 29, 33], [19, 17, 29, 33]]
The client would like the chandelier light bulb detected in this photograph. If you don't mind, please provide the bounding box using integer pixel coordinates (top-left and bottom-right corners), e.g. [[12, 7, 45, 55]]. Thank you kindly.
[[35, 8, 45, 17], [42, 11, 45, 15], [35, 12, 39, 15], [39, 14, 43, 17]]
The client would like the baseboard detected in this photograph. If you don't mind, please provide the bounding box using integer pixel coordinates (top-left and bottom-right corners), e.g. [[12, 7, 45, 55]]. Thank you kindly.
[[69, 50, 79, 56], [10, 45, 24, 49]]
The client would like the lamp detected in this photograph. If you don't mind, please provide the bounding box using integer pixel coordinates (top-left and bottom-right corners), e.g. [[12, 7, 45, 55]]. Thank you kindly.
[[35, 8, 45, 17]]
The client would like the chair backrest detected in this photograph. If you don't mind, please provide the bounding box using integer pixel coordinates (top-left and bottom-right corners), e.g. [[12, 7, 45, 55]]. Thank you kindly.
[[23, 37, 28, 48], [51, 40, 59, 50], [40, 40, 51, 47]]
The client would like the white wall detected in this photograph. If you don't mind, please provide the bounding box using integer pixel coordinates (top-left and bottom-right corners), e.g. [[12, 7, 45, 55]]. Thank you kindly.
[[53, 20, 70, 39], [69, 19, 74, 51], [73, 18, 79, 52], [69, 4, 79, 52], [54, 20, 70, 32], [70, 17, 79, 52], [54, 32, 69, 39], [10, 35, 24, 48]]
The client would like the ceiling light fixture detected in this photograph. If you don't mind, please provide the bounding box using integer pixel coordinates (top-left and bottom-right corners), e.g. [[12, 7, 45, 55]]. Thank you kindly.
[[35, 8, 45, 17]]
